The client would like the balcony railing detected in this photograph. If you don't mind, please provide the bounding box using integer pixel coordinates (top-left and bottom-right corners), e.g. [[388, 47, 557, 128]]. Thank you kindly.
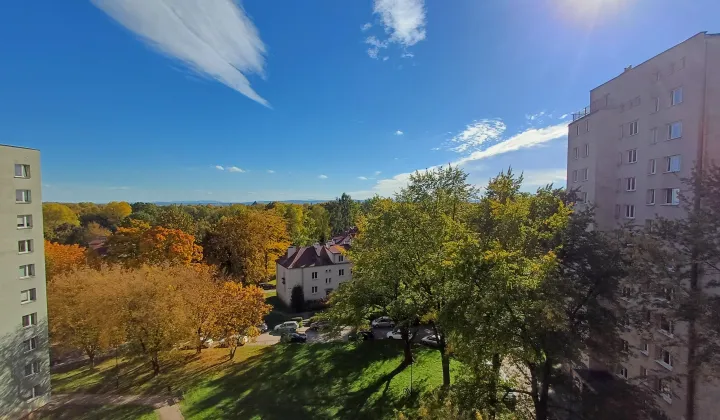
[[572, 106, 591, 121]]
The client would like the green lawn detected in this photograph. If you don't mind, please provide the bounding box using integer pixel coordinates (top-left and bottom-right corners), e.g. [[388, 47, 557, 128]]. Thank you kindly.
[[37, 404, 157, 420], [52, 341, 456, 420]]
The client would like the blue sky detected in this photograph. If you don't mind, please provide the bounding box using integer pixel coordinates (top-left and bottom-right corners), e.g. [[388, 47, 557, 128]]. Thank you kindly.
[[1, 0, 718, 203]]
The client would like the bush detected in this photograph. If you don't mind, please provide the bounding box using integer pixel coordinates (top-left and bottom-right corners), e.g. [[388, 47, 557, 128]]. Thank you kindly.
[[290, 285, 305, 313], [305, 299, 329, 311], [291, 316, 303, 327]]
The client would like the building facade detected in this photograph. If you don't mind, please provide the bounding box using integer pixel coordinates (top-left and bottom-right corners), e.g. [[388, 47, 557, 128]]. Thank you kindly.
[[0, 145, 50, 417], [276, 244, 352, 307], [566, 33, 720, 419]]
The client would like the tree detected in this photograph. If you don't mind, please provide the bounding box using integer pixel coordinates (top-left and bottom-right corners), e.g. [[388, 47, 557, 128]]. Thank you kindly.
[[326, 193, 358, 235], [177, 265, 220, 353], [105, 220, 202, 267], [42, 203, 79, 240], [308, 205, 332, 243], [44, 240, 87, 281], [283, 204, 312, 246], [48, 266, 123, 366], [157, 205, 196, 235], [204, 210, 289, 283], [102, 201, 132, 226], [290, 285, 305, 313], [214, 282, 271, 359]]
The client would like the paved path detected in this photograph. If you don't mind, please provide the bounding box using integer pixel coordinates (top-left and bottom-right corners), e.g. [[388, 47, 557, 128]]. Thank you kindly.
[[50, 393, 184, 420]]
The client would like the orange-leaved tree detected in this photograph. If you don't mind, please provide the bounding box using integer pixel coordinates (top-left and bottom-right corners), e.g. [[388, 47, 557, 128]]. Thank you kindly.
[[215, 282, 271, 359], [176, 264, 221, 353], [45, 240, 88, 282], [105, 220, 202, 267]]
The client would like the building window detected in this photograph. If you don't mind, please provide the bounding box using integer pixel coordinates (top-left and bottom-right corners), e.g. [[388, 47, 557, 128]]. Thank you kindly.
[[582, 168, 589, 181], [641, 342, 650, 355], [640, 366, 648, 377], [659, 349, 673, 369], [572, 170, 578, 183], [653, 97, 660, 113], [671, 87, 683, 106], [311, 286, 318, 294], [325, 289, 333, 297], [580, 192, 588, 203], [19, 264, 35, 279], [627, 149, 637, 163], [665, 155, 681, 172], [629, 121, 639, 136], [20, 288, 37, 304], [662, 188, 680, 205], [23, 337, 37, 352], [625, 177, 636, 191], [649, 159, 657, 174], [583, 144, 589, 157], [14, 164, 30, 178], [22, 313, 37, 328], [646, 189, 656, 205], [17, 215, 33, 229], [339, 269, 345, 276], [619, 124, 624, 138], [18, 239, 33, 254], [621, 339, 629, 352], [625, 205, 635, 219], [325, 278, 331, 284], [338, 255, 344, 262], [657, 378, 672, 403], [585, 120, 589, 132], [573, 147, 579, 160], [669, 121, 683, 139], [16, 190, 32, 203], [659, 315, 674, 336], [24, 361, 40, 377], [650, 127, 657, 144], [617, 365, 628, 379], [576, 125, 580, 136], [311, 272, 318, 279], [26, 385, 42, 401]]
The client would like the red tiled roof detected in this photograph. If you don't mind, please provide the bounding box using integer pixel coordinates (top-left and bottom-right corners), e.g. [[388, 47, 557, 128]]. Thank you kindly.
[[276, 245, 350, 269]]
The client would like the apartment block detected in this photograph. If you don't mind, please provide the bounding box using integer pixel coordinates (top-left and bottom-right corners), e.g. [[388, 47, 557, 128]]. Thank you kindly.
[[0, 145, 50, 417]]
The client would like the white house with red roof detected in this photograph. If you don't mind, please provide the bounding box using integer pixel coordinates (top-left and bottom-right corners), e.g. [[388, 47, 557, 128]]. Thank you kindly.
[[275, 243, 352, 307]]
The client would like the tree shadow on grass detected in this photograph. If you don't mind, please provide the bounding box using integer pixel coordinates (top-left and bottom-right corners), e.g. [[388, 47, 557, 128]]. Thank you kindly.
[[181, 341, 432, 420]]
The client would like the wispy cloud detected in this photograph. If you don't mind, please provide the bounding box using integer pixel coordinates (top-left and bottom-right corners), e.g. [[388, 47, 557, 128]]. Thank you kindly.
[[361, 22, 373, 31], [318, 174, 328, 179], [401, 51, 414, 58], [374, 171, 382, 176], [365, 35, 389, 59], [357, 176, 369, 180], [447, 119, 506, 153], [373, 0, 426, 47], [383, 56, 389, 61], [559, 113, 569, 119], [215, 165, 225, 171], [525, 111, 546, 122], [227, 166, 245, 173], [267, 169, 275, 174], [92, 0, 269, 106], [394, 130, 404, 136]]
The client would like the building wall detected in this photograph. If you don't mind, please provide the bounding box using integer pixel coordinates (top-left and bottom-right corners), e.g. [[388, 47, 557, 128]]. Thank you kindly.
[[567, 33, 720, 420], [276, 260, 352, 307], [0, 145, 50, 418]]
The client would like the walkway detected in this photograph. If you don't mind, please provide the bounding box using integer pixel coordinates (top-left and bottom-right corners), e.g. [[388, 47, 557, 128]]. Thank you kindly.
[[50, 393, 184, 420]]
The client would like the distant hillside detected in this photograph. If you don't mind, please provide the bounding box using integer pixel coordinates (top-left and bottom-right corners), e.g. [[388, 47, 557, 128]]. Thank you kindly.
[[152, 200, 328, 206]]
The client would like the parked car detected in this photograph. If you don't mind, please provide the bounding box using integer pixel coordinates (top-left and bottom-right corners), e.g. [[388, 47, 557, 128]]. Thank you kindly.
[[386, 329, 414, 340], [288, 332, 307, 343], [371, 316, 395, 328], [349, 330, 375, 341], [309, 321, 329, 331], [420, 334, 441, 347], [218, 335, 249, 348], [258, 322, 268, 333], [259, 282, 275, 290], [274, 321, 299, 333]]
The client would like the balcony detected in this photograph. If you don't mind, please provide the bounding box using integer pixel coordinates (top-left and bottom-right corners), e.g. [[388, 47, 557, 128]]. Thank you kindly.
[[572, 106, 591, 121]]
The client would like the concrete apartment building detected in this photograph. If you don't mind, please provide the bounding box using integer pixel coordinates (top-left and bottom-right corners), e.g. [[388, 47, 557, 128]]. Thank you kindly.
[[0, 145, 50, 417], [567, 33, 720, 419]]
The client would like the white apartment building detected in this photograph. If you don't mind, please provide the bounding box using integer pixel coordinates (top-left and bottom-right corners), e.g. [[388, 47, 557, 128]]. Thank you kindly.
[[567, 33, 720, 419], [276, 244, 352, 307], [0, 145, 50, 417]]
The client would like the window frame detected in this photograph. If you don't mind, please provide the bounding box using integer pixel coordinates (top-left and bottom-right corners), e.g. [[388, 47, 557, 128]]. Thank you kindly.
[[625, 177, 636, 191], [572, 170, 578, 183], [22, 313, 37, 328], [20, 288, 37, 304], [15, 189, 32, 204], [627, 149, 637, 164], [649, 159, 657, 174], [641, 342, 650, 355], [583, 143, 589, 157], [662, 188, 680, 205], [14, 164, 30, 178], [17, 215, 33, 229], [582, 168, 589, 181], [573, 147, 579, 160], [669, 121, 683, 140], [666, 155, 681, 173], [629, 120, 639, 136], [24, 361, 40, 377], [671, 87, 683, 106], [311, 286, 318, 294], [311, 272, 318, 279], [18, 239, 33, 254], [19, 264, 35, 279], [653, 97, 660, 113], [23, 337, 38, 353], [647, 189, 656, 205], [625, 205, 635, 219]]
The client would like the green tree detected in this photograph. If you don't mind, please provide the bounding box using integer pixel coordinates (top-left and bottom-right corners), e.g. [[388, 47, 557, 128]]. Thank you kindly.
[[290, 285, 306, 313], [43, 203, 80, 240], [102, 201, 132, 226], [156, 205, 196, 235], [326, 193, 358, 234], [308, 205, 332, 243]]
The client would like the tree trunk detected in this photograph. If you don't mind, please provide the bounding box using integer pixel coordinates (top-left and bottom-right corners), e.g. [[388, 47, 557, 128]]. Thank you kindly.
[[686, 259, 700, 420], [439, 337, 451, 388], [401, 328, 414, 365], [489, 353, 501, 420], [85, 347, 96, 368], [534, 359, 552, 420], [229, 345, 237, 360], [150, 355, 161, 376], [196, 328, 203, 354]]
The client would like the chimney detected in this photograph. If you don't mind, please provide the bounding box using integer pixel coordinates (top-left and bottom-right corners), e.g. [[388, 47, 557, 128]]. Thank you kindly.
[[287, 246, 297, 258], [624, 65, 633, 72]]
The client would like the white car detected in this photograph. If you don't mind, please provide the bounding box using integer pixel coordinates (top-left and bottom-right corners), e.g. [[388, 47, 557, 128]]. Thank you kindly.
[[371, 316, 395, 328], [420, 334, 441, 347], [386, 329, 414, 340], [274, 321, 299, 333]]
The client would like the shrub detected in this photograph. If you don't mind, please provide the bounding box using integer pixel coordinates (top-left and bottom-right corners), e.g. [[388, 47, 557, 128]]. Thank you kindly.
[[290, 285, 305, 313]]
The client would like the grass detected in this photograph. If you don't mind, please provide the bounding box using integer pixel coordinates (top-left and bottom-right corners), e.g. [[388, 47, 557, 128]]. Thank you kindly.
[[52, 341, 456, 420], [37, 404, 157, 420]]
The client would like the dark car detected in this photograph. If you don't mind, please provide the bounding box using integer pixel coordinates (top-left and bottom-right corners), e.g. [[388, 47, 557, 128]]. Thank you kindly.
[[308, 321, 329, 331], [289, 333, 307, 343], [258, 322, 268, 333], [259, 282, 275, 290], [349, 330, 374, 341]]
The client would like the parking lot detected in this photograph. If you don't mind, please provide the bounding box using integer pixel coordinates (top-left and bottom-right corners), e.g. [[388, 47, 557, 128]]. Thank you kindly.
[[248, 324, 438, 346]]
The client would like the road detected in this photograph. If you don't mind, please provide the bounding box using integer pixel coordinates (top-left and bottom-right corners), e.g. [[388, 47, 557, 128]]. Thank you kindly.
[[249, 325, 438, 346]]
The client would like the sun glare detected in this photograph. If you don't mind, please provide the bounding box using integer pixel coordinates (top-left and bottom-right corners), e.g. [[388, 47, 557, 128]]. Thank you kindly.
[[554, 0, 630, 22]]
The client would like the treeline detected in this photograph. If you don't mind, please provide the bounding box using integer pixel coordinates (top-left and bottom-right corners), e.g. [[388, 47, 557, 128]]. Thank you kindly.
[[323, 166, 720, 420]]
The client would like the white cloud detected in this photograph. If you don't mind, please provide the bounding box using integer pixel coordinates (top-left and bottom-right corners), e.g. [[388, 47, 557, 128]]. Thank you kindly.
[[357, 176, 369, 180], [448, 119, 506, 153], [559, 113, 569, 119], [318, 174, 328, 179], [522, 169, 567, 186], [361, 22, 373, 31], [374, 171, 382, 176], [267, 169, 275, 174], [373, 0, 426, 47], [365, 35, 389, 59], [227, 166, 245, 173], [395, 130, 404, 136], [383, 56, 389, 61], [92, 0, 269, 106], [401, 51, 414, 58], [431, 147, 441, 151], [215, 165, 225, 171]]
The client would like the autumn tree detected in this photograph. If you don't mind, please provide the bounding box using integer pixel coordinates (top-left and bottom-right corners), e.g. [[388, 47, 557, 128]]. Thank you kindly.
[[105, 220, 202, 267], [44, 240, 87, 281], [204, 210, 289, 283], [156, 205, 196, 235], [283, 204, 312, 246], [42, 203, 80, 240], [214, 282, 271, 359], [176, 265, 221, 353], [102, 201, 132, 226], [48, 266, 123, 366]]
